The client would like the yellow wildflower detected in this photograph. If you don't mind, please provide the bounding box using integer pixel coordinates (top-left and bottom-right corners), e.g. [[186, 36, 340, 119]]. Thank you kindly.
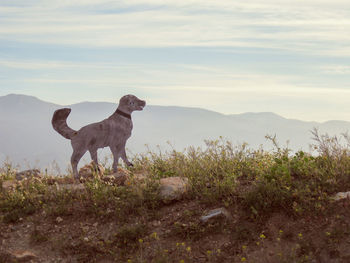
[[151, 232, 158, 239]]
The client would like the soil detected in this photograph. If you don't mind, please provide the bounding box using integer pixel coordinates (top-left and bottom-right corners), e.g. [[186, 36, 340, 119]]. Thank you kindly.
[[1, 197, 350, 262]]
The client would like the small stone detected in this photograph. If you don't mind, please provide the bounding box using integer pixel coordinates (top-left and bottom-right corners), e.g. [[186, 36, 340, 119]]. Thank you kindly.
[[200, 207, 232, 223], [333, 191, 350, 201], [152, 220, 161, 227], [9, 250, 37, 262], [93, 222, 98, 227], [83, 237, 89, 242], [125, 173, 147, 185], [78, 162, 105, 180], [15, 169, 41, 181], [56, 217, 63, 223], [159, 177, 189, 203], [116, 167, 131, 176], [223, 242, 231, 248], [102, 172, 127, 186]]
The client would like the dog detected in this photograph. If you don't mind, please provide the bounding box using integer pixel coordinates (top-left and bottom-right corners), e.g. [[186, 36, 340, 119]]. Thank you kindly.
[[52, 94, 146, 179]]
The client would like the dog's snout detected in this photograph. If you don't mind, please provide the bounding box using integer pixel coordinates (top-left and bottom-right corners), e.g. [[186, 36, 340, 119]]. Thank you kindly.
[[141, 100, 146, 107]]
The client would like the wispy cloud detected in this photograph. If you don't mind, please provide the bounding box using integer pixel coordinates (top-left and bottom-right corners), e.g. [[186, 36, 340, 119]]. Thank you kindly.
[[0, 0, 349, 56], [322, 65, 350, 75]]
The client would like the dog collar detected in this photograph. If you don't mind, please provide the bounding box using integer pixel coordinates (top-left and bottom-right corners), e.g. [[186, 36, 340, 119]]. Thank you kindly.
[[115, 109, 131, 120]]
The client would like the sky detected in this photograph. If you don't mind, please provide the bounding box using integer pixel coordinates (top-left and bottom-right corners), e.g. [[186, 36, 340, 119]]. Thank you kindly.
[[1, 0, 350, 122]]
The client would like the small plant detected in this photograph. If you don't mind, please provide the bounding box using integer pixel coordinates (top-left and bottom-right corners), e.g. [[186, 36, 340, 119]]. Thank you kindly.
[[30, 226, 49, 244], [114, 223, 149, 249]]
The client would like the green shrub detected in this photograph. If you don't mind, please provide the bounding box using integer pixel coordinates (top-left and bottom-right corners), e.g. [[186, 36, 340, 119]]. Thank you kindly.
[[0, 180, 46, 223], [114, 223, 149, 248]]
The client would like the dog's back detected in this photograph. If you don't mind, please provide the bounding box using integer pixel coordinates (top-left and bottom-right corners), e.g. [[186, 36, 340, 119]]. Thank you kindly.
[[71, 114, 133, 151]]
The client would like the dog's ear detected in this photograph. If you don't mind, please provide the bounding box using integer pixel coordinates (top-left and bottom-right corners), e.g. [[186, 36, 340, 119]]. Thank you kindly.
[[119, 95, 130, 104]]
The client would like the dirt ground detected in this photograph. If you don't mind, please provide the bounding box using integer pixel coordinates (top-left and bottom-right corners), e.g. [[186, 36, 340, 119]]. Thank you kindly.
[[1, 197, 350, 263]]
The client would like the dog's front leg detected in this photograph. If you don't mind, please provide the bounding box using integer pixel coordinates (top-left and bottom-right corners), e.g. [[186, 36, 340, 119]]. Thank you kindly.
[[110, 146, 121, 172], [121, 148, 133, 167]]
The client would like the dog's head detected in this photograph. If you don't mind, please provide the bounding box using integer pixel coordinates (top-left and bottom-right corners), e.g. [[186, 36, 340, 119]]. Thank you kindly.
[[119, 95, 146, 113]]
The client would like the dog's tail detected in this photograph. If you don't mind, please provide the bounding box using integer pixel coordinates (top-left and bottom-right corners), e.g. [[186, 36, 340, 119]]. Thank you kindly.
[[52, 108, 77, 140]]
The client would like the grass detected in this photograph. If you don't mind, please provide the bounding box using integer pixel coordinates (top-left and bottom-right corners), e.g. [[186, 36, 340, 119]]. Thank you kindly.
[[2, 131, 350, 262]]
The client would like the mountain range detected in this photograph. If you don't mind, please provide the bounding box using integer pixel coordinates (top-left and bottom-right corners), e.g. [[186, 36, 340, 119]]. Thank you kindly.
[[1, 94, 349, 174]]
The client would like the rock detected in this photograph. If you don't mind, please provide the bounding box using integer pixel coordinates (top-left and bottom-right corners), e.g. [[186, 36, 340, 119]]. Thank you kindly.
[[4, 250, 38, 262], [56, 217, 63, 223], [126, 173, 147, 185], [15, 169, 41, 181], [200, 207, 232, 223], [1, 180, 18, 191], [152, 220, 161, 227], [46, 176, 75, 185], [333, 192, 350, 201], [117, 167, 131, 176], [102, 168, 129, 185], [78, 162, 105, 180], [332, 191, 350, 201], [159, 177, 189, 202]]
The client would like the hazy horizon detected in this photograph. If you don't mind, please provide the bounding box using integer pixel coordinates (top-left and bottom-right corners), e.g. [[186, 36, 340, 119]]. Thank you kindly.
[[1, 92, 348, 123]]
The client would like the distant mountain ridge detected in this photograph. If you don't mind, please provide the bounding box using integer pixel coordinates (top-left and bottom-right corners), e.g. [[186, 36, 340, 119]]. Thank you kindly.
[[1, 94, 350, 173]]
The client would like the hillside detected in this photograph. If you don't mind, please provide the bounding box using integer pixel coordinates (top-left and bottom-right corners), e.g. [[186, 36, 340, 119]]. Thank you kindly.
[[1, 94, 350, 173], [1, 138, 350, 262]]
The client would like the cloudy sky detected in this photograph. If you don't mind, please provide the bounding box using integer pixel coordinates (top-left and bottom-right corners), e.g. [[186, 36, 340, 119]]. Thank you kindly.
[[1, 0, 350, 121]]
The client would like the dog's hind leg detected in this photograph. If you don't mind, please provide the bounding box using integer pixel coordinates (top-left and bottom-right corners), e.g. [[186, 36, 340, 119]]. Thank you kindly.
[[89, 149, 98, 164], [71, 149, 86, 179]]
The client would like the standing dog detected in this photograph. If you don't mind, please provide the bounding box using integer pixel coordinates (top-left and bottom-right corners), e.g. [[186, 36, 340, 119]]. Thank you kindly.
[[52, 95, 146, 179]]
